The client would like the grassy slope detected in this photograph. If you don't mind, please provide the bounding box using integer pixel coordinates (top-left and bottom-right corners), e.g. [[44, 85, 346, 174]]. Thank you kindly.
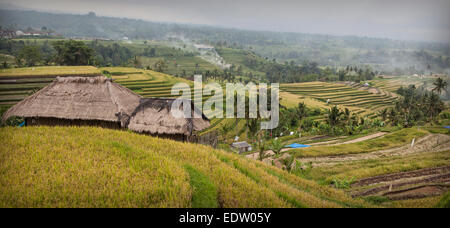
[[0, 126, 371, 208]]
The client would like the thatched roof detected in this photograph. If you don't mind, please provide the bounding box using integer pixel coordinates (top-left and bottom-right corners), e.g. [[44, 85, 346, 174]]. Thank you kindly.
[[2, 76, 210, 136], [127, 98, 210, 136], [2, 76, 141, 126]]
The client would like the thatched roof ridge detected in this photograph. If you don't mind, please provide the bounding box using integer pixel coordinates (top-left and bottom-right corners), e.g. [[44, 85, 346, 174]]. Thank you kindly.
[[2, 76, 141, 125], [127, 98, 210, 136]]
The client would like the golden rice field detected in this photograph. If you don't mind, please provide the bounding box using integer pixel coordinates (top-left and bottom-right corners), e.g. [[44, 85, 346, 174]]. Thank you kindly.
[[0, 66, 100, 77], [0, 126, 373, 208], [280, 91, 329, 110]]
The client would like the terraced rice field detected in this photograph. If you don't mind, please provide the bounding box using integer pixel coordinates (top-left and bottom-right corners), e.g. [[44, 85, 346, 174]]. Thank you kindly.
[[370, 79, 404, 93], [106, 67, 226, 117], [281, 81, 398, 118], [369, 75, 450, 94], [369, 77, 422, 94]]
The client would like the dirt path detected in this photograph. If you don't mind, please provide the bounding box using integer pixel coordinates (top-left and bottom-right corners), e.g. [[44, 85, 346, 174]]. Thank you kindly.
[[307, 139, 340, 146], [325, 132, 387, 146], [298, 134, 450, 166]]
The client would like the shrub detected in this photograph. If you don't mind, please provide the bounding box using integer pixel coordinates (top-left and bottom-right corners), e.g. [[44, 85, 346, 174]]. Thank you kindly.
[[2, 116, 24, 127], [332, 177, 355, 189], [291, 161, 313, 178], [269, 139, 284, 155], [281, 156, 295, 172]]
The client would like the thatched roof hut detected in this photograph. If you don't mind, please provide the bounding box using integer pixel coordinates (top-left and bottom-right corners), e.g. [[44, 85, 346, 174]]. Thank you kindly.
[[2, 76, 210, 141], [128, 98, 210, 138], [2, 76, 141, 127]]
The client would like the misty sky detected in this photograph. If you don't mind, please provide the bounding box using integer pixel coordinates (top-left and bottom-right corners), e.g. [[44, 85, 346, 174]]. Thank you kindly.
[[1, 0, 449, 42]]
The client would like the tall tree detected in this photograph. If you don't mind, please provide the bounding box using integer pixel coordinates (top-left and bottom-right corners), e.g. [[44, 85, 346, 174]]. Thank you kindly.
[[432, 77, 448, 95], [52, 40, 94, 65], [18, 45, 41, 67], [327, 106, 342, 127], [296, 102, 307, 121]]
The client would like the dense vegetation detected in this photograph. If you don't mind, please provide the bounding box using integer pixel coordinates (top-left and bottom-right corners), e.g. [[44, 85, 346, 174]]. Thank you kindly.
[[0, 38, 379, 84], [381, 84, 445, 127]]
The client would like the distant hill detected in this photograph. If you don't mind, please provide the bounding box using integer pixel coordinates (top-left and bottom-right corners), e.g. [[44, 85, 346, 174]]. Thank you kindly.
[[1, 9, 449, 73]]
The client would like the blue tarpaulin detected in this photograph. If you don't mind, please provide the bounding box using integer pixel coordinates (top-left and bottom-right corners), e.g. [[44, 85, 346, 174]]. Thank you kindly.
[[18, 121, 25, 127], [444, 126, 450, 129], [285, 143, 310, 148]]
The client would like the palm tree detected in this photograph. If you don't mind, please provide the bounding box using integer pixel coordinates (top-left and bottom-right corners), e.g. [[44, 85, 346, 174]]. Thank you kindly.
[[428, 92, 443, 119], [343, 108, 352, 124], [380, 108, 388, 121], [256, 130, 268, 161], [247, 118, 259, 141], [432, 77, 448, 95], [327, 106, 342, 127], [296, 102, 307, 120]]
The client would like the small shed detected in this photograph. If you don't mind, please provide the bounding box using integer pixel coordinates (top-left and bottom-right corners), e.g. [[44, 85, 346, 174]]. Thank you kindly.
[[231, 141, 252, 153]]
